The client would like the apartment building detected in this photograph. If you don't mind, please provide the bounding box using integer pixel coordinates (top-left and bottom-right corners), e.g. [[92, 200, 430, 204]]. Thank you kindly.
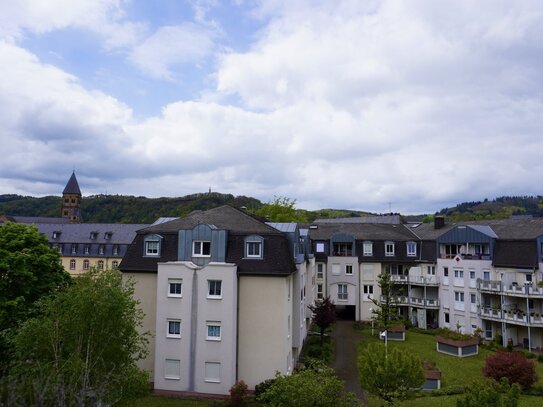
[[119, 205, 313, 394]]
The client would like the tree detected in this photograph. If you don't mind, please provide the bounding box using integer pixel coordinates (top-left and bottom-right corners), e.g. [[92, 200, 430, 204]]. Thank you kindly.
[[257, 359, 358, 407], [457, 379, 520, 407], [308, 296, 336, 344], [253, 196, 308, 222], [9, 268, 149, 405], [370, 272, 400, 331], [358, 343, 424, 407], [482, 351, 538, 390], [0, 222, 70, 372]]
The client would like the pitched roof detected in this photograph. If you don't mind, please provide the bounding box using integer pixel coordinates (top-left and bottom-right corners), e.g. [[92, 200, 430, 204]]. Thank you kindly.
[[142, 205, 281, 235], [33, 223, 149, 244], [2, 216, 69, 224], [308, 222, 418, 241], [63, 172, 81, 195]]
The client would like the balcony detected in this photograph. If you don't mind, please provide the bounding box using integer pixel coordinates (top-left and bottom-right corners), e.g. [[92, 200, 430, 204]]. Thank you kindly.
[[380, 295, 409, 305], [478, 280, 543, 298], [390, 275, 440, 286], [440, 253, 491, 260], [480, 307, 543, 327], [478, 280, 501, 293], [410, 297, 440, 309], [480, 307, 503, 321]]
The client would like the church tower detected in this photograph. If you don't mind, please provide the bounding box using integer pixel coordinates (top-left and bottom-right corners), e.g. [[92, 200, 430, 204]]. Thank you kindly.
[[62, 172, 82, 223]]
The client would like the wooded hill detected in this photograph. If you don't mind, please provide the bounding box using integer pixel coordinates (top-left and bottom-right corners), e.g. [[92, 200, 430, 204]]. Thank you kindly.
[[0, 193, 369, 224], [437, 196, 543, 221]]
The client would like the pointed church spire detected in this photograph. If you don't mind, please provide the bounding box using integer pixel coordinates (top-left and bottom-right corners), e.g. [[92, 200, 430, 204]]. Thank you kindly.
[[62, 172, 82, 223], [63, 171, 81, 195]]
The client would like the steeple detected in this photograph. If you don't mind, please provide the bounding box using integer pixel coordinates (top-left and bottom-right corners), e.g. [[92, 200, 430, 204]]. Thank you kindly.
[[62, 172, 82, 223]]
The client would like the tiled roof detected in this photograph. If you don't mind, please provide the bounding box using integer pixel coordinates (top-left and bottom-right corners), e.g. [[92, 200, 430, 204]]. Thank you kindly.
[[3, 216, 69, 224], [62, 172, 81, 195], [308, 222, 418, 241], [33, 223, 149, 244]]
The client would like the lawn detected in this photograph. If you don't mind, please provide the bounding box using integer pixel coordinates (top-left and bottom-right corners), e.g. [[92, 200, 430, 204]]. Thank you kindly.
[[356, 326, 543, 407]]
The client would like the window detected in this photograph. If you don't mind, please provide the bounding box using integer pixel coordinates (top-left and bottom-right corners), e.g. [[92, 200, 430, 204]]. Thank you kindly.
[[112, 260, 118, 269], [363, 285, 373, 299], [454, 270, 464, 278], [113, 245, 119, 256], [168, 279, 182, 297], [317, 284, 323, 299], [483, 271, 490, 281], [208, 280, 222, 298], [145, 240, 160, 256], [164, 359, 180, 380], [406, 242, 417, 256], [385, 242, 395, 256], [98, 260, 104, 271], [99, 245, 105, 255], [469, 271, 475, 279], [104, 232, 112, 240], [363, 241, 373, 256], [83, 260, 89, 270], [90, 232, 98, 240], [470, 293, 476, 304], [444, 313, 450, 324], [69, 259, 76, 270], [427, 266, 435, 275], [317, 263, 324, 279], [52, 231, 61, 239], [443, 267, 449, 277], [332, 264, 340, 275], [526, 274, 533, 283], [167, 319, 181, 338], [193, 241, 211, 257], [455, 292, 465, 302], [333, 242, 353, 256], [206, 322, 221, 340], [84, 245, 90, 255], [205, 362, 221, 383], [315, 242, 325, 253], [338, 284, 348, 300], [345, 265, 353, 275], [246, 241, 262, 258], [71, 244, 77, 254]]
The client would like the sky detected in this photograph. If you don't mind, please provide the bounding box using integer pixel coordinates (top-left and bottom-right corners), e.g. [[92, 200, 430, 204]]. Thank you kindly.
[[1, 0, 543, 215]]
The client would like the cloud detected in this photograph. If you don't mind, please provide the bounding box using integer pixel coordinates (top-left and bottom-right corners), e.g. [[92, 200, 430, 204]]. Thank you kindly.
[[128, 23, 217, 80]]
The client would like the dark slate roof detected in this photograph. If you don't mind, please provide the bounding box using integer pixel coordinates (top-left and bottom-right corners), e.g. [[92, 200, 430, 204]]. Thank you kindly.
[[2, 216, 69, 224], [141, 205, 281, 235], [308, 223, 418, 241], [120, 205, 296, 276], [63, 172, 81, 195], [313, 215, 401, 224], [493, 240, 539, 269], [33, 223, 149, 244]]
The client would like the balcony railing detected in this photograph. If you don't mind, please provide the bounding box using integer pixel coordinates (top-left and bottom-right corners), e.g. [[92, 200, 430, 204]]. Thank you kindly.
[[480, 307, 543, 327], [480, 307, 503, 320], [390, 275, 440, 286], [440, 253, 491, 260], [478, 280, 543, 297]]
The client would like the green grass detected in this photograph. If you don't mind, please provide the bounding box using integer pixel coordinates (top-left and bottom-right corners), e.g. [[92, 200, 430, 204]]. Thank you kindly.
[[118, 396, 216, 406], [356, 327, 543, 407]]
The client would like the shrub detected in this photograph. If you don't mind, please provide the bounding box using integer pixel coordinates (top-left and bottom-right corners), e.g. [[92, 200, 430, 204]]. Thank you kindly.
[[228, 380, 249, 407], [538, 354, 543, 364], [254, 377, 277, 397], [482, 351, 538, 390]]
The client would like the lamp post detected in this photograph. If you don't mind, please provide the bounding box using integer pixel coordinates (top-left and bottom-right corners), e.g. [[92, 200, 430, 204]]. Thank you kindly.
[[380, 329, 388, 359]]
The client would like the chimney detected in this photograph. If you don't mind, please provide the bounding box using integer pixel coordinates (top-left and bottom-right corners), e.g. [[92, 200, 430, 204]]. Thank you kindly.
[[434, 216, 445, 229]]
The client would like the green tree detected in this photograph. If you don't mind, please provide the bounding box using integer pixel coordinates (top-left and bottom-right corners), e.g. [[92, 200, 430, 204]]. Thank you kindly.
[[257, 359, 358, 407], [358, 343, 424, 407], [457, 378, 520, 407], [9, 268, 149, 405], [0, 222, 70, 372], [370, 272, 399, 331], [308, 296, 336, 344], [254, 196, 308, 222]]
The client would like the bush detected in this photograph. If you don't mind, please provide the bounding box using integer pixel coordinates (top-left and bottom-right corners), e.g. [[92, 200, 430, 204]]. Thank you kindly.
[[254, 377, 277, 397], [482, 351, 538, 390], [300, 335, 333, 364], [538, 354, 543, 364], [228, 380, 249, 407]]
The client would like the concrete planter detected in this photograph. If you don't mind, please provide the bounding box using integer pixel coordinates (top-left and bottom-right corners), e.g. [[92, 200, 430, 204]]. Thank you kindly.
[[435, 335, 479, 357]]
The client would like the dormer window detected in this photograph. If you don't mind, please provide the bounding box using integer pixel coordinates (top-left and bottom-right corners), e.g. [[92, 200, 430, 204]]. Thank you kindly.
[[99, 245, 105, 255], [113, 245, 119, 256], [71, 244, 77, 254], [104, 232, 112, 240], [245, 235, 264, 258], [144, 234, 162, 257], [193, 241, 211, 257], [90, 231, 98, 240], [406, 241, 417, 257], [385, 241, 395, 256], [52, 231, 61, 239], [363, 241, 373, 256]]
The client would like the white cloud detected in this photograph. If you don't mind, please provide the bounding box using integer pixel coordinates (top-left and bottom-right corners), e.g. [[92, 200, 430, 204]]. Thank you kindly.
[[128, 24, 216, 80]]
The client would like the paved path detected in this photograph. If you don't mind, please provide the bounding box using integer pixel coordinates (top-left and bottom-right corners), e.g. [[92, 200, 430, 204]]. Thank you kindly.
[[331, 320, 368, 405]]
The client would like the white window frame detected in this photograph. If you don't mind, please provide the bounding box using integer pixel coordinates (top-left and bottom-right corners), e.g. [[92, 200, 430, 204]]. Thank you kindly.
[[315, 242, 325, 253], [167, 319, 181, 338], [385, 242, 395, 256], [205, 362, 221, 383], [193, 241, 211, 257], [455, 291, 465, 302], [427, 266, 435, 275], [406, 242, 417, 257], [69, 259, 76, 270], [111, 260, 118, 269], [98, 260, 104, 271], [246, 240, 262, 258], [363, 241, 373, 256], [470, 293, 476, 304], [207, 280, 222, 299], [145, 240, 160, 256], [71, 244, 77, 255], [206, 322, 221, 341], [83, 259, 89, 270], [317, 263, 324, 279], [317, 284, 323, 299], [168, 279, 183, 297], [345, 264, 353, 275], [164, 359, 181, 380], [337, 284, 348, 300], [84, 245, 90, 255]]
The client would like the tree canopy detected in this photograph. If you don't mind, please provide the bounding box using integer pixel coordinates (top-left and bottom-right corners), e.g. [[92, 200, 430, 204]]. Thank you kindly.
[[253, 196, 308, 222], [9, 268, 149, 405], [358, 343, 424, 407], [308, 296, 336, 344], [370, 272, 400, 331]]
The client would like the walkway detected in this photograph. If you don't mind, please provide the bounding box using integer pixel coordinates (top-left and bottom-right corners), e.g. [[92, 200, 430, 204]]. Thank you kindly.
[[331, 320, 367, 405]]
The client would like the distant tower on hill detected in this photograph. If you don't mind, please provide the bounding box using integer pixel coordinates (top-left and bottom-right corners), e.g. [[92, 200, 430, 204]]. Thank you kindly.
[[62, 172, 82, 223]]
